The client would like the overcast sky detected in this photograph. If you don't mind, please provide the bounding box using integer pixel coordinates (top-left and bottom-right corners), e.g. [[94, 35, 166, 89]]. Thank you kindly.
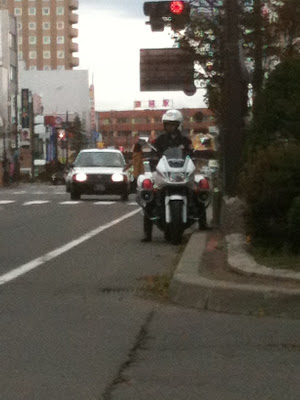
[[76, 0, 206, 111]]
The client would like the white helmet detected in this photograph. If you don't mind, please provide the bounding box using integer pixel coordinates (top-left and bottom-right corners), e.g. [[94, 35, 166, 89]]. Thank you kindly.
[[162, 109, 184, 132]]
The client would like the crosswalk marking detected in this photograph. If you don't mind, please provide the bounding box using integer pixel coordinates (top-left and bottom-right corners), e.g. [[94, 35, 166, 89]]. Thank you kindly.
[[0, 199, 138, 207], [94, 201, 116, 205], [60, 201, 81, 205], [23, 201, 50, 206]]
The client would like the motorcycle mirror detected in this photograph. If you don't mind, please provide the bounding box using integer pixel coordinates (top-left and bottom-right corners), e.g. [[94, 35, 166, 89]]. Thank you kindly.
[[138, 138, 157, 152]]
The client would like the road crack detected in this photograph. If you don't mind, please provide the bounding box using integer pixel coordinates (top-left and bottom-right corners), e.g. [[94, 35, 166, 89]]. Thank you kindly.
[[102, 310, 155, 399]]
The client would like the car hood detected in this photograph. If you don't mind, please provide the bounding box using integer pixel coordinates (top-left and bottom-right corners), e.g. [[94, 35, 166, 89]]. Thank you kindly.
[[72, 166, 125, 175]]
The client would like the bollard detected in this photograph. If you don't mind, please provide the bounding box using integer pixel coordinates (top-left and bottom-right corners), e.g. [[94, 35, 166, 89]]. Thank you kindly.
[[212, 187, 222, 227]]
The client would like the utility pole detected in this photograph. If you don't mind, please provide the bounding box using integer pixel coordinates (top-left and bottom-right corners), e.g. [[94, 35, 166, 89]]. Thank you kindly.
[[222, 0, 246, 195], [65, 111, 69, 166], [253, 0, 264, 109], [29, 91, 35, 181]]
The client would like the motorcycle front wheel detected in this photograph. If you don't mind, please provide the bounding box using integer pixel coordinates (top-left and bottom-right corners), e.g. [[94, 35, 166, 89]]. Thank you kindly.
[[169, 200, 184, 245]]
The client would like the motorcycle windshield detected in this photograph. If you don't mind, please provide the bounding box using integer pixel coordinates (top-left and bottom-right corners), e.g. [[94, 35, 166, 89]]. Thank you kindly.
[[163, 147, 185, 168]]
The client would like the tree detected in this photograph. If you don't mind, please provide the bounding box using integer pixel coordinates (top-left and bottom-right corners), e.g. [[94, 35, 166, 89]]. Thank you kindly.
[[249, 58, 300, 149], [69, 115, 87, 155]]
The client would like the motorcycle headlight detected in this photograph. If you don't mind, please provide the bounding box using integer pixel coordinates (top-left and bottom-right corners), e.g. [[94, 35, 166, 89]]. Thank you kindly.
[[74, 172, 87, 182], [168, 172, 186, 183], [111, 173, 124, 182]]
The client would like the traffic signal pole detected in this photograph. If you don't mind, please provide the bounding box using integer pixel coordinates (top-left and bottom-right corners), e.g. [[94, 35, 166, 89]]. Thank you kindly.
[[222, 0, 246, 195]]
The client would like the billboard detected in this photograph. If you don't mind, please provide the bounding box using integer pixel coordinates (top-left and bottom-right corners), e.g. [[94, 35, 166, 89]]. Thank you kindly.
[[140, 48, 195, 93]]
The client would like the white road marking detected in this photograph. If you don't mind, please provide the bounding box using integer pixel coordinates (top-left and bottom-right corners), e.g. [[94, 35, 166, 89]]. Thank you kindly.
[[128, 202, 138, 206], [12, 191, 27, 194], [0, 200, 15, 205], [0, 208, 140, 286], [94, 201, 116, 205], [59, 201, 81, 205], [23, 201, 50, 206]]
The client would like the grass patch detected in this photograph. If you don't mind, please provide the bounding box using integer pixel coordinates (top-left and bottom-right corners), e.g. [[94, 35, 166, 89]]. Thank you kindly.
[[140, 273, 173, 302]]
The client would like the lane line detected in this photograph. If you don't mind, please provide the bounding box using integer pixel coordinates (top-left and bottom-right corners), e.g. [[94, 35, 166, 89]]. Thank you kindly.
[[0, 208, 140, 286], [0, 201, 15, 205]]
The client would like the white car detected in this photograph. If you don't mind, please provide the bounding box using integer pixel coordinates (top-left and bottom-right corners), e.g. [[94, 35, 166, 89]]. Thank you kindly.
[[67, 149, 130, 201]]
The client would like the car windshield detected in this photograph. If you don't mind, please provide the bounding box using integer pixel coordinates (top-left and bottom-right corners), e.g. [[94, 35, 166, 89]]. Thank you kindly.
[[74, 152, 125, 168]]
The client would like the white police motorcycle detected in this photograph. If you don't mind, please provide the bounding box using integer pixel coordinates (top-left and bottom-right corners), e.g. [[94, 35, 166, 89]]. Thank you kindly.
[[136, 146, 211, 245]]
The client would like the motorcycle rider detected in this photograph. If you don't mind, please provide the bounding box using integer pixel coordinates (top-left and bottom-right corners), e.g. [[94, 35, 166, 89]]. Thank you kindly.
[[154, 109, 193, 158], [141, 109, 207, 242]]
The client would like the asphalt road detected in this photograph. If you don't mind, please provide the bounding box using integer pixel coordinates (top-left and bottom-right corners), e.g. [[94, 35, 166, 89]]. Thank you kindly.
[[1, 184, 300, 400]]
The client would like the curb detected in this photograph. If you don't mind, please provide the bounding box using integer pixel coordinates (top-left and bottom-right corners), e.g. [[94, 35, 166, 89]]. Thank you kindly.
[[169, 232, 300, 318], [226, 233, 300, 282]]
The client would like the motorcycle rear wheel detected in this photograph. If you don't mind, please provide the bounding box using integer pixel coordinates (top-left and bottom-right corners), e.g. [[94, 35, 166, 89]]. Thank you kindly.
[[169, 200, 184, 245]]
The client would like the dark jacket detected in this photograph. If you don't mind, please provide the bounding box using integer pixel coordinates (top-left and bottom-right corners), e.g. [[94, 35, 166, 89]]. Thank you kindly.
[[154, 130, 193, 158]]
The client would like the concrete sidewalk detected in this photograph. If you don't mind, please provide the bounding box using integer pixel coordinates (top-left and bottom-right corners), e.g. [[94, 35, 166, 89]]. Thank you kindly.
[[169, 230, 300, 319]]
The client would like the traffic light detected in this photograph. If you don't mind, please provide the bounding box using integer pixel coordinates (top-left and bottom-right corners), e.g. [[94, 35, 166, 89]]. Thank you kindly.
[[143, 1, 190, 31], [58, 129, 66, 140]]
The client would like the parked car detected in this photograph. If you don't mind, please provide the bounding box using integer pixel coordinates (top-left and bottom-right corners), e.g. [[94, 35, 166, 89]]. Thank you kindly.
[[68, 149, 130, 201]]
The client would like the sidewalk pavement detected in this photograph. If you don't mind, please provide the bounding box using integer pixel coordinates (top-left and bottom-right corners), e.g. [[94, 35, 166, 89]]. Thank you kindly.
[[169, 229, 300, 319]]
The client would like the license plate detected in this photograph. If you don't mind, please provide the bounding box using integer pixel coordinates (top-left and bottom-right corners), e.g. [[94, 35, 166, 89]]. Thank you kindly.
[[94, 184, 105, 192]]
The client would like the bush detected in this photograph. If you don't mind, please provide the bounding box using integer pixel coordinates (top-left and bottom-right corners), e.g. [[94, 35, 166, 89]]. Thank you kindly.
[[288, 196, 300, 254], [239, 142, 300, 248]]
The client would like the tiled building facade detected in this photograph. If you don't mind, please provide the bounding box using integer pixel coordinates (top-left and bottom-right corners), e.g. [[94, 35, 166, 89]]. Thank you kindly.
[[5, 0, 79, 70], [97, 108, 217, 151]]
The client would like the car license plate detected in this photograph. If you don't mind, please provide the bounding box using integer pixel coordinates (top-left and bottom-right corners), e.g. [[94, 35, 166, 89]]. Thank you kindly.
[[94, 184, 105, 192]]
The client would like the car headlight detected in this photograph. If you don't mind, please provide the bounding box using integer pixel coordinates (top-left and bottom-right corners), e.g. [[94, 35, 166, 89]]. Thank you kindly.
[[73, 172, 87, 182], [111, 173, 124, 182]]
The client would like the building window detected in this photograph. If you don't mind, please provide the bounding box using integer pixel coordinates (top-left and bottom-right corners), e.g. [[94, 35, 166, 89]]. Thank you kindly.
[[57, 51, 65, 58], [18, 51, 23, 60], [57, 65, 65, 70], [14, 8, 22, 16], [57, 36, 64, 44], [42, 22, 50, 30], [29, 36, 37, 45], [18, 37, 22, 45], [42, 7, 50, 15], [9, 33, 17, 50], [43, 66, 51, 71], [29, 65, 37, 70], [43, 51, 51, 59], [43, 36, 51, 44], [117, 118, 129, 124], [17, 22, 22, 30], [29, 51, 37, 59], [29, 22, 36, 30], [10, 66, 17, 82], [56, 7, 64, 15], [57, 21, 64, 29], [28, 7, 36, 15]]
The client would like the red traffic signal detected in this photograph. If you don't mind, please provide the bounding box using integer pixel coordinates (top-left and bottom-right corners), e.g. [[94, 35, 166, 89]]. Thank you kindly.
[[170, 1, 185, 14], [143, 1, 190, 31]]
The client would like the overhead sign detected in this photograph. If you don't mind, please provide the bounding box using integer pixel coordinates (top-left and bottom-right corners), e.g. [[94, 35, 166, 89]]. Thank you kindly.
[[140, 48, 195, 93]]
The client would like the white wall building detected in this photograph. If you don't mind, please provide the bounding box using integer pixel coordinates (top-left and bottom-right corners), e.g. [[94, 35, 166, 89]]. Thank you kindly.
[[19, 67, 91, 133]]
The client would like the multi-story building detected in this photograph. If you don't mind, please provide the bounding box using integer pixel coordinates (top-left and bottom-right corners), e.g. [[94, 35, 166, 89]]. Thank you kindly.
[[5, 0, 79, 71], [0, 7, 18, 184], [97, 108, 217, 152]]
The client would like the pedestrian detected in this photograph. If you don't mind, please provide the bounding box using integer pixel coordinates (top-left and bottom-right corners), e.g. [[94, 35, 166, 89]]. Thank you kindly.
[[9, 160, 15, 184], [124, 143, 144, 192]]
